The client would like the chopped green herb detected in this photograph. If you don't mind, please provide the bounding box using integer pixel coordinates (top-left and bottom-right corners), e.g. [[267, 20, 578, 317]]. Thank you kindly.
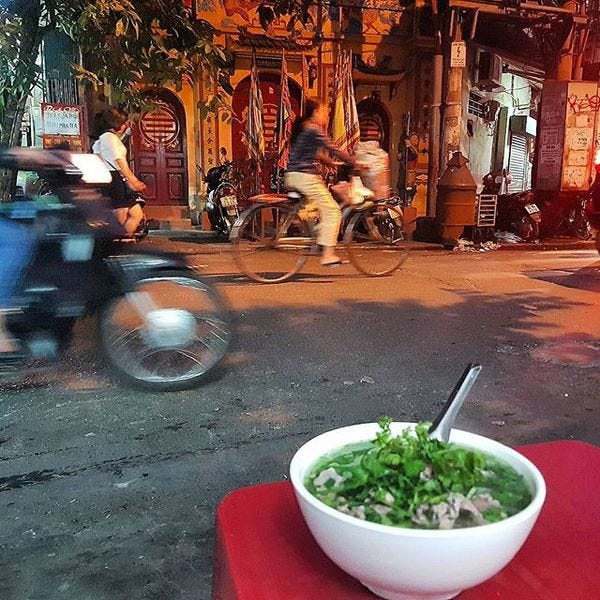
[[306, 419, 532, 529]]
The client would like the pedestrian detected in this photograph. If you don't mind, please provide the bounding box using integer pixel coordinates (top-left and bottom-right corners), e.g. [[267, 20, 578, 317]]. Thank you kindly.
[[91, 107, 146, 236], [284, 98, 355, 266]]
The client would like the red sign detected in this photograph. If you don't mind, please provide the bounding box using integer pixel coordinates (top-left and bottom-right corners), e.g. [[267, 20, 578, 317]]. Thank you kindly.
[[41, 103, 85, 151]]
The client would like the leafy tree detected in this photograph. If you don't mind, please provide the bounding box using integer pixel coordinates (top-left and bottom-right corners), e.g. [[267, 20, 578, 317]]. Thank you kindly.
[[0, 0, 230, 150], [73, 0, 232, 115]]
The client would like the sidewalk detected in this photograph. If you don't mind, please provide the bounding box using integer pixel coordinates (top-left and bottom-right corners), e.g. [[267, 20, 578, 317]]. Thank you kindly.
[[148, 229, 597, 254]]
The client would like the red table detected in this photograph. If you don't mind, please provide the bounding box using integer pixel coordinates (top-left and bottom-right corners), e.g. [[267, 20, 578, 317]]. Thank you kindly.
[[212, 441, 600, 599]]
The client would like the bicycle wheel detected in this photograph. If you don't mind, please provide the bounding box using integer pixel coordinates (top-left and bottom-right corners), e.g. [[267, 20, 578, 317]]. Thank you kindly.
[[232, 203, 312, 283], [344, 204, 409, 276]]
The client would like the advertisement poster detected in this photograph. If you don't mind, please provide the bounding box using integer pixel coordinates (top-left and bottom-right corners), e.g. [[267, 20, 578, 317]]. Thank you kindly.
[[41, 103, 84, 151], [535, 82, 566, 191]]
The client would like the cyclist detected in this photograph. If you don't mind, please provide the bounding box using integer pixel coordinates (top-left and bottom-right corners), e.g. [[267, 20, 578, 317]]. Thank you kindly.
[[285, 98, 355, 266]]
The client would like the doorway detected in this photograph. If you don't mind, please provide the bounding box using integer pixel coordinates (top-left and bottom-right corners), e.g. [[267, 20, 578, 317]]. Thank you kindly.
[[357, 98, 390, 152], [131, 90, 188, 206]]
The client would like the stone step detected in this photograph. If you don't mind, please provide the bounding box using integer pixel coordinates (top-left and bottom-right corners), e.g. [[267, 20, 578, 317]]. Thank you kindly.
[[145, 205, 190, 221], [149, 218, 195, 231]]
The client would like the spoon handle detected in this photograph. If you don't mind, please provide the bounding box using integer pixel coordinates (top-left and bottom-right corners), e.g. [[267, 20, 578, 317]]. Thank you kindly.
[[428, 363, 483, 442]]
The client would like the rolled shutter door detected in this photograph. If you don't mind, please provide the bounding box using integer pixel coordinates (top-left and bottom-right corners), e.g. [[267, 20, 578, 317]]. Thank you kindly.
[[508, 133, 527, 193]]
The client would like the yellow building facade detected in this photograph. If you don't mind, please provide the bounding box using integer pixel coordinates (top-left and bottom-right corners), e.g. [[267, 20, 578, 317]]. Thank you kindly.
[[136, 2, 434, 225]]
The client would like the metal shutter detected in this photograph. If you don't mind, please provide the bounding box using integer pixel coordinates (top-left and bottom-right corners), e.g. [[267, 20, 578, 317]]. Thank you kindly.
[[508, 133, 528, 193]]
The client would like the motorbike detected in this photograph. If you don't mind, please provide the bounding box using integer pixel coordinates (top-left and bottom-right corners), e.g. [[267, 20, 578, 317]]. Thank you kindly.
[[482, 173, 541, 241], [0, 147, 231, 391], [204, 162, 240, 236], [28, 156, 149, 243]]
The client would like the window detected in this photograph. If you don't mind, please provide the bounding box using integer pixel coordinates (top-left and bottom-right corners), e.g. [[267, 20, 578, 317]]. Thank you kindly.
[[468, 92, 486, 118]]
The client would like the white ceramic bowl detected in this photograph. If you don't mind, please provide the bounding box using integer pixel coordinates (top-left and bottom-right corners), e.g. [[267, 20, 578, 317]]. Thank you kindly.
[[290, 422, 546, 600]]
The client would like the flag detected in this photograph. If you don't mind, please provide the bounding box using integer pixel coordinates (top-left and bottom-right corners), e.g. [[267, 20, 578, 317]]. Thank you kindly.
[[246, 51, 265, 164], [275, 53, 293, 170], [343, 51, 360, 152], [330, 50, 359, 152], [301, 54, 309, 113], [330, 50, 348, 151], [246, 50, 265, 194]]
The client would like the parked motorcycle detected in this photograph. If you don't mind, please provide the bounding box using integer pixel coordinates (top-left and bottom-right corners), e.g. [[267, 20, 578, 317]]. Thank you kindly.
[[482, 173, 540, 241], [0, 147, 231, 391], [204, 162, 240, 236]]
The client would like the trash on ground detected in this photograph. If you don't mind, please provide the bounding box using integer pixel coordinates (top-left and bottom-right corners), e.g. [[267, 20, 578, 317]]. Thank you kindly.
[[495, 231, 523, 243], [453, 239, 499, 252], [360, 376, 375, 384]]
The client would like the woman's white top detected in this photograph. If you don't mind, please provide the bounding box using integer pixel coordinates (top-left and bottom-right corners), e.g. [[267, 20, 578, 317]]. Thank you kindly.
[[92, 131, 127, 171]]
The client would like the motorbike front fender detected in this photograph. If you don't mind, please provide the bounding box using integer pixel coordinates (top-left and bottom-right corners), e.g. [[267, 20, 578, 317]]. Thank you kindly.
[[108, 252, 190, 277]]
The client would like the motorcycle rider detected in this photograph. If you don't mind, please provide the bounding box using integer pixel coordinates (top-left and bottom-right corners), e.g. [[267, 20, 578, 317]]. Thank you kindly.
[[91, 107, 146, 236], [0, 217, 35, 357]]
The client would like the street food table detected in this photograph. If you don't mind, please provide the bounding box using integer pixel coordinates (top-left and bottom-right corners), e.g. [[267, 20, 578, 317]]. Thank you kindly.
[[212, 441, 600, 599]]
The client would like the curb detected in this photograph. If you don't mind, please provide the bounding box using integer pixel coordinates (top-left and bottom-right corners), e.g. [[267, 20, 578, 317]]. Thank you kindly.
[[147, 230, 597, 253], [494, 240, 597, 252]]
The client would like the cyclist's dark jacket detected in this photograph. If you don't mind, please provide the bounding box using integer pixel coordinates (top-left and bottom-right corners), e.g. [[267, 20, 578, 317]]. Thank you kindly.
[[287, 123, 351, 174]]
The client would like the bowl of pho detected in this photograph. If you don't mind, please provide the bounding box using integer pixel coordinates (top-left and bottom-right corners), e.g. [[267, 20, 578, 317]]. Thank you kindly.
[[289, 420, 546, 600]]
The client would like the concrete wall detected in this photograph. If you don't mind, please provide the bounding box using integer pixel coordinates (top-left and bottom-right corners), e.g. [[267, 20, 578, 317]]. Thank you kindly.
[[460, 54, 535, 189]]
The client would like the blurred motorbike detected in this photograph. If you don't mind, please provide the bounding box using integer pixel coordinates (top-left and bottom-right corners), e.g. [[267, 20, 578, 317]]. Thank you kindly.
[[29, 158, 149, 243], [0, 147, 231, 391]]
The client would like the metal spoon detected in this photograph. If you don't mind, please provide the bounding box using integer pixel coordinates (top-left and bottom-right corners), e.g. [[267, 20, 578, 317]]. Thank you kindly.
[[428, 363, 483, 442]]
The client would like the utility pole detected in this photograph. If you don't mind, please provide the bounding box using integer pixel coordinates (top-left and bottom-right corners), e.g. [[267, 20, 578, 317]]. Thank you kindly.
[[427, 0, 443, 217], [441, 10, 465, 171]]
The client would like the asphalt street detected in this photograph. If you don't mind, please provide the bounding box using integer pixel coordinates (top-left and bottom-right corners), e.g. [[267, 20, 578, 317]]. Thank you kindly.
[[1, 238, 599, 600]]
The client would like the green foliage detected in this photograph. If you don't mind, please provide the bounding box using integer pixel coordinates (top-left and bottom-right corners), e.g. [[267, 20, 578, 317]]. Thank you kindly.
[[75, 0, 232, 113], [79, 1, 230, 115], [257, 0, 314, 32], [306, 419, 532, 529], [0, 0, 231, 146]]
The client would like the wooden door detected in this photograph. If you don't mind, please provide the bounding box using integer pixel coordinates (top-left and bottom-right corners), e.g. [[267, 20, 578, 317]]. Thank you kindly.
[[132, 94, 188, 205]]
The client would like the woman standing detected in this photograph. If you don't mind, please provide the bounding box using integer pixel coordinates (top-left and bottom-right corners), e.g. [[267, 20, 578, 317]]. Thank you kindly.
[[285, 99, 355, 266], [92, 108, 146, 235]]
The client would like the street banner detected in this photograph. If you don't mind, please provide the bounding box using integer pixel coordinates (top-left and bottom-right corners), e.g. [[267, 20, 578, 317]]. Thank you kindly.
[[331, 50, 360, 153], [41, 103, 84, 151], [246, 50, 265, 193], [331, 51, 348, 151], [301, 54, 308, 114], [343, 51, 360, 152], [275, 52, 293, 170]]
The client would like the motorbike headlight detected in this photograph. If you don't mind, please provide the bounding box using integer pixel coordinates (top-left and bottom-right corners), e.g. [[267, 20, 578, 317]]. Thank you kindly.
[[68, 153, 112, 184]]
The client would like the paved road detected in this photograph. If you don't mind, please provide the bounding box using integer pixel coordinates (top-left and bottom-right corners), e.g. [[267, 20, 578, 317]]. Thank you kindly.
[[1, 239, 599, 600]]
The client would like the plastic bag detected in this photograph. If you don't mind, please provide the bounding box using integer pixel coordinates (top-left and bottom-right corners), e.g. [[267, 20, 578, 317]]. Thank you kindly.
[[348, 176, 374, 205]]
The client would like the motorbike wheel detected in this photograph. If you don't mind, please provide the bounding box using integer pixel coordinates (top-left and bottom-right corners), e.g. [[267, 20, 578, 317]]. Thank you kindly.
[[100, 271, 231, 391], [134, 217, 149, 242], [515, 216, 539, 241]]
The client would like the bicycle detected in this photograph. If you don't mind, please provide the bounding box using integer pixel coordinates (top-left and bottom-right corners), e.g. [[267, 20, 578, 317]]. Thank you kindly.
[[229, 190, 410, 283]]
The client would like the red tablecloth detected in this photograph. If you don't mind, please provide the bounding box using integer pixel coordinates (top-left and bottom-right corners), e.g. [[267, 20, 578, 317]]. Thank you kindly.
[[212, 441, 600, 599]]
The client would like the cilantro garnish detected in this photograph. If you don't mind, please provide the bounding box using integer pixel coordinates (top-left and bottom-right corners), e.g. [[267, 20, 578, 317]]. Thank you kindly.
[[305, 418, 532, 529]]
